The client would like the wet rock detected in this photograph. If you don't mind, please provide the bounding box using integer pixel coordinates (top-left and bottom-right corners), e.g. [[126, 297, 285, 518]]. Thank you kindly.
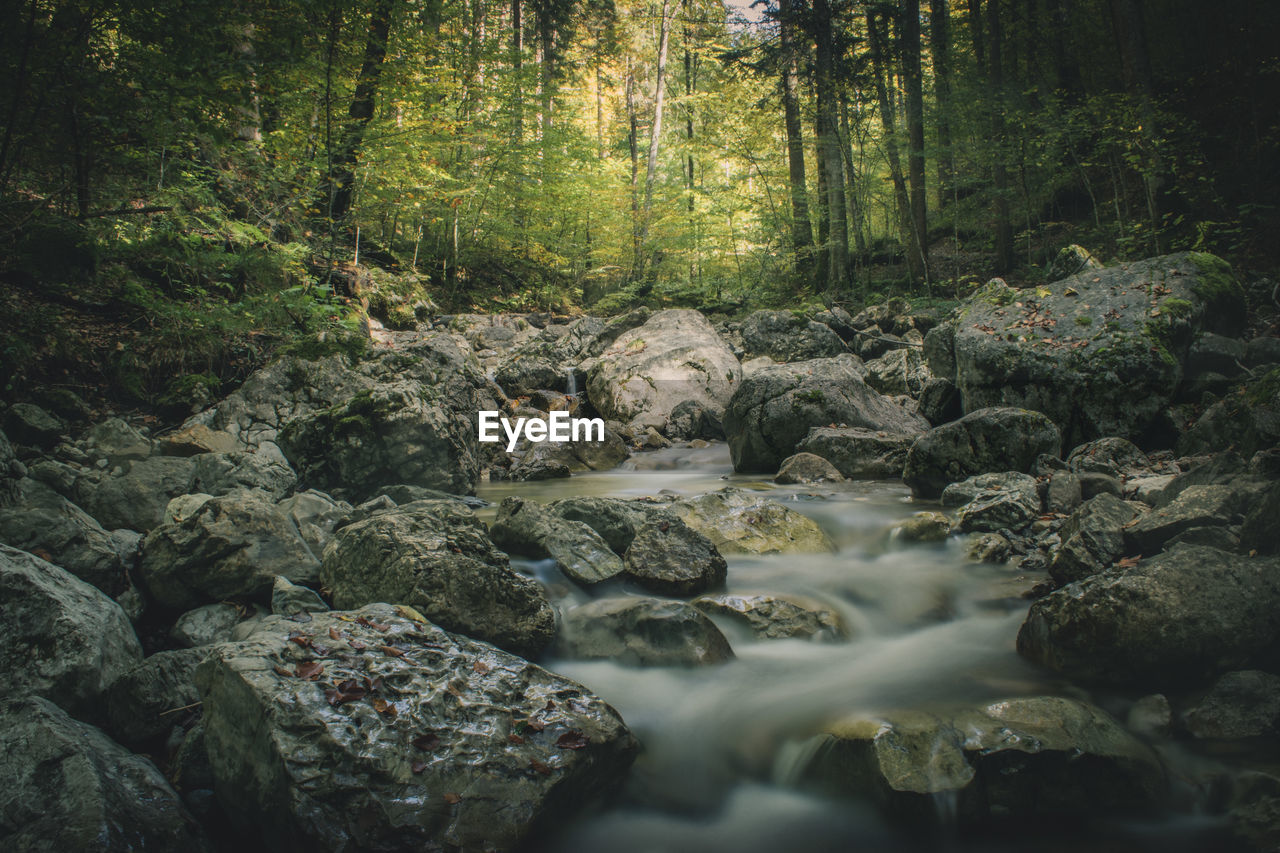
[[1178, 367, 1280, 458], [1123, 484, 1246, 555], [0, 429, 20, 507], [489, 496, 624, 585], [506, 443, 573, 481], [275, 489, 353, 553], [189, 449, 297, 500], [0, 478, 132, 596], [693, 592, 843, 641], [1018, 545, 1280, 686], [796, 427, 916, 479], [105, 648, 206, 747], [726, 356, 926, 473], [271, 576, 329, 616], [1242, 482, 1280, 555], [139, 489, 320, 611], [623, 517, 727, 596], [894, 512, 952, 543], [954, 488, 1040, 534], [1127, 694, 1174, 739], [547, 496, 665, 554], [1127, 474, 1175, 505], [1078, 471, 1123, 500], [506, 428, 629, 480], [738, 309, 847, 362], [665, 399, 725, 441], [171, 603, 247, 648], [1050, 493, 1148, 585], [586, 309, 741, 432], [196, 604, 638, 851], [1045, 469, 1083, 514], [1046, 244, 1103, 282], [917, 377, 962, 426], [863, 347, 931, 398], [775, 452, 845, 485], [669, 488, 835, 555], [157, 423, 239, 456], [279, 380, 480, 501], [559, 597, 733, 665], [801, 696, 1165, 827], [4, 402, 65, 447], [0, 696, 209, 851], [1066, 436, 1153, 479], [320, 500, 556, 658], [1183, 670, 1280, 740], [967, 533, 1011, 562], [903, 407, 1061, 499], [1166, 525, 1241, 551], [77, 455, 197, 532], [0, 544, 142, 714], [941, 471, 1040, 508], [83, 416, 152, 463]]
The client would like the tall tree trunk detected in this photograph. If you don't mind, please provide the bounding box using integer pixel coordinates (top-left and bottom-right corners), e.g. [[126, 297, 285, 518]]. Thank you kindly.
[[901, 0, 930, 286], [867, 8, 918, 280], [779, 0, 814, 277], [512, 0, 523, 142], [326, 0, 396, 223], [812, 0, 849, 293], [635, 0, 679, 283], [838, 91, 867, 260], [929, 0, 952, 208], [234, 21, 262, 145], [987, 0, 1014, 272], [1109, 0, 1161, 248], [537, 4, 554, 143], [1048, 0, 1081, 95], [627, 55, 641, 278]]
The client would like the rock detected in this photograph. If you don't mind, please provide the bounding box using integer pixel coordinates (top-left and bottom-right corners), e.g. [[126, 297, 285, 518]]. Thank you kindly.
[[800, 696, 1165, 826], [157, 423, 239, 456], [725, 356, 927, 473], [547, 497, 664, 554], [950, 474, 1042, 534], [775, 452, 845, 484], [105, 648, 206, 747], [506, 443, 573, 481], [163, 492, 213, 525], [278, 380, 480, 501], [664, 399, 725, 441], [196, 604, 638, 851], [1018, 545, 1280, 686], [967, 533, 1011, 563], [0, 544, 142, 714], [941, 471, 1040, 508], [922, 323, 957, 379], [1127, 475, 1175, 505], [1166, 525, 1241, 551], [77, 455, 196, 532], [668, 488, 835, 555], [1045, 469, 1082, 514], [585, 310, 741, 433], [0, 429, 20, 507], [1242, 482, 1280, 556], [0, 696, 209, 852], [559, 597, 733, 666], [1066, 437, 1153, 479], [1182, 670, 1280, 740], [171, 603, 247, 648], [1229, 771, 1280, 852], [796, 426, 916, 479], [275, 490, 353, 553], [1122, 484, 1245, 555], [894, 512, 952, 543], [939, 253, 1246, 446], [917, 377, 962, 426], [1046, 244, 1103, 281], [0, 478, 132, 596], [489, 496, 624, 585], [320, 500, 556, 658], [738, 310, 846, 362], [862, 347, 931, 397], [271, 576, 329, 616], [83, 416, 152, 463], [1050, 493, 1148, 585], [4, 401, 65, 447], [139, 489, 320, 611], [623, 517, 727, 596], [1078, 471, 1123, 499], [1127, 694, 1174, 739], [189, 449, 297, 500], [693, 592, 843, 641], [903, 407, 1062, 499], [1179, 367, 1280, 458]]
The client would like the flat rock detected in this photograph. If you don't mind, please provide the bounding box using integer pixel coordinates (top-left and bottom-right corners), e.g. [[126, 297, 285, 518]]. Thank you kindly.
[[669, 488, 835, 555], [796, 427, 916, 479], [693, 592, 844, 641], [489, 496, 625, 585], [559, 597, 733, 665]]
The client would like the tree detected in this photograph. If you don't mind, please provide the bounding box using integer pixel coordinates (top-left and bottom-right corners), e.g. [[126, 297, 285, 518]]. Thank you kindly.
[[778, 0, 814, 280]]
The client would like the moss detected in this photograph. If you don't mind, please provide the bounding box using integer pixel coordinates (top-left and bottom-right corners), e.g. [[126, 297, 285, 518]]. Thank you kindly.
[[795, 389, 826, 405], [1245, 367, 1280, 407], [976, 279, 1016, 307], [1142, 320, 1179, 366], [279, 329, 369, 363], [1074, 315, 1093, 327], [1188, 252, 1245, 303], [1159, 297, 1193, 319]]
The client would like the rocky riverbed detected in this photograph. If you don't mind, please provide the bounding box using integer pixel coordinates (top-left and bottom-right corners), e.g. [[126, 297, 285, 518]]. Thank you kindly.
[[1, 250, 1279, 851]]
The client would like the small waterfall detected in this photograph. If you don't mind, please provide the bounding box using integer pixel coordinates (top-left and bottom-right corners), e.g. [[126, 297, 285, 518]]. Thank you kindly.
[[565, 367, 578, 397]]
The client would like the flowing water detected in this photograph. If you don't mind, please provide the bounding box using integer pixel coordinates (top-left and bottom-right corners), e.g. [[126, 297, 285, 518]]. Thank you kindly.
[[477, 444, 1231, 852]]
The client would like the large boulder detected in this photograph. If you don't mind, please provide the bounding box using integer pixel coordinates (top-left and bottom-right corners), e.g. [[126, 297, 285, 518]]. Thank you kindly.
[[546, 496, 668, 554], [944, 472, 1042, 534], [724, 356, 927, 473], [738, 310, 846, 362], [862, 347, 931, 398], [0, 696, 209, 851], [492, 316, 608, 396], [623, 517, 727, 596], [1122, 483, 1249, 555], [558, 597, 733, 666], [796, 427, 916, 479], [1018, 545, 1280, 686], [489, 496, 625, 585], [668, 488, 835, 555], [800, 696, 1165, 827], [903, 407, 1061, 499], [934, 253, 1247, 446], [104, 648, 206, 747], [1178, 367, 1280, 458], [189, 449, 297, 500], [1050, 493, 1148, 584], [0, 544, 142, 714], [320, 500, 556, 658], [692, 592, 844, 641], [138, 489, 321, 611], [585, 309, 741, 432], [278, 380, 480, 501], [196, 604, 638, 851], [774, 452, 845, 485], [76, 455, 196, 532], [1183, 670, 1280, 740]]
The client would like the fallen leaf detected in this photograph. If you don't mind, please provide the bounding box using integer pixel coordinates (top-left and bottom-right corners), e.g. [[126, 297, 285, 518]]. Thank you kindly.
[[473, 660, 490, 675], [357, 616, 390, 632], [380, 645, 407, 658], [412, 733, 441, 751], [289, 634, 314, 649], [529, 759, 552, 776], [329, 627, 342, 641], [508, 733, 525, 745], [443, 792, 461, 805], [555, 731, 590, 750], [1117, 555, 1141, 568], [294, 661, 324, 680], [545, 700, 556, 711], [349, 640, 367, 651], [411, 760, 428, 774], [273, 665, 293, 678]]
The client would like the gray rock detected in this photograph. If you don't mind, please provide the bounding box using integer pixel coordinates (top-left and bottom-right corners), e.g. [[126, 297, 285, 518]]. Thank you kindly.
[[271, 576, 329, 616], [1242, 482, 1280, 555], [1123, 484, 1245, 555], [0, 544, 142, 714], [1018, 545, 1280, 686], [190, 449, 297, 500], [668, 488, 835, 555], [863, 347, 931, 398], [623, 517, 727, 596], [1183, 670, 1280, 740], [4, 402, 65, 447], [894, 512, 952, 544], [507, 427, 629, 479], [0, 696, 209, 851], [139, 489, 320, 610], [1050, 493, 1148, 585], [1229, 771, 1280, 851], [904, 407, 1061, 499], [1066, 436, 1153, 479], [77, 455, 196, 532], [738, 309, 847, 362], [1127, 694, 1174, 738], [0, 429, 20, 507], [953, 481, 1041, 534], [796, 427, 916, 479], [693, 592, 844, 641], [83, 416, 152, 463], [775, 452, 845, 485], [725, 356, 927, 474], [1045, 469, 1083, 514], [941, 471, 1040, 508], [559, 597, 733, 665], [1046, 244, 1103, 282], [967, 533, 1011, 563], [665, 399, 725, 441], [156, 423, 239, 456], [1177, 367, 1280, 458], [547, 496, 666, 554], [1078, 470, 1123, 500], [922, 322, 957, 379], [800, 696, 1165, 827], [171, 603, 246, 648], [917, 377, 962, 425], [489, 496, 625, 585], [275, 489, 353, 553], [320, 500, 556, 658], [196, 604, 638, 851], [105, 648, 206, 746]]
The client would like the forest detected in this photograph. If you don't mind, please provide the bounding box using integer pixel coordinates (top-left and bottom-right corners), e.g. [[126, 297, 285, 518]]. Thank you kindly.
[[1, 0, 1277, 408]]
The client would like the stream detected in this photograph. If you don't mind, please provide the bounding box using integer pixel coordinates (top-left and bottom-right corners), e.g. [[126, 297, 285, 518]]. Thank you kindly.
[[472, 443, 1227, 851]]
